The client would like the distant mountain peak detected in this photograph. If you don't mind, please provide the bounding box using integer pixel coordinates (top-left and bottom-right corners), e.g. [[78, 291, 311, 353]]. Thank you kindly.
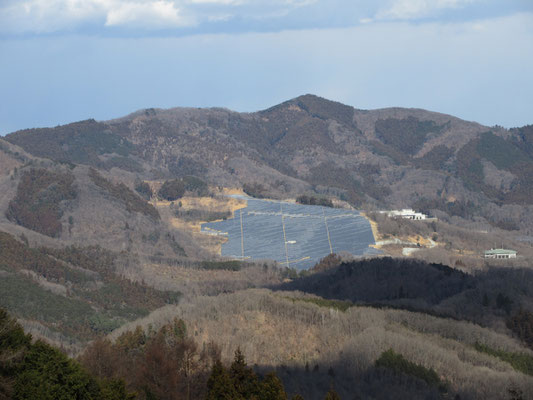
[[260, 93, 356, 127]]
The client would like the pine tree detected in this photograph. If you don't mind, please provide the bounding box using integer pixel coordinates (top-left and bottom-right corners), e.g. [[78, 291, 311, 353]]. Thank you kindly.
[[258, 372, 287, 400], [206, 359, 239, 400], [100, 379, 136, 400], [229, 348, 259, 399], [324, 387, 341, 400], [0, 308, 31, 400], [482, 293, 489, 307], [13, 340, 100, 400], [172, 318, 187, 340], [1, 308, 134, 400]]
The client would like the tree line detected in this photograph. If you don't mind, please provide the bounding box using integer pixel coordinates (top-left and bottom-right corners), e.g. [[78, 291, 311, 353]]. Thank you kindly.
[[79, 315, 340, 399], [0, 308, 134, 400], [145, 176, 210, 202]]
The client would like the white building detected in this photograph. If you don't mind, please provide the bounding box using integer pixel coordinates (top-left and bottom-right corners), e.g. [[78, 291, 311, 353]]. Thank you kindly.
[[484, 248, 517, 259], [381, 209, 428, 220]]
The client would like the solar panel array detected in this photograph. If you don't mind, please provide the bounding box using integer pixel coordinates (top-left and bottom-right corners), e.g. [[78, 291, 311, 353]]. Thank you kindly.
[[201, 197, 379, 270]]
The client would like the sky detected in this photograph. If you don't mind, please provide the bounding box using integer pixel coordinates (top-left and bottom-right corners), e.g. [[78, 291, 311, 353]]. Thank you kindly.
[[1, 0, 532, 134]]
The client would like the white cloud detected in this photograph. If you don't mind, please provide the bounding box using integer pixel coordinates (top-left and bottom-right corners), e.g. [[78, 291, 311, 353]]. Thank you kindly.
[[0, 0, 325, 34], [0, 0, 524, 36], [207, 13, 233, 22], [0, 0, 196, 33], [188, 0, 244, 4], [376, 0, 478, 21], [105, 1, 194, 28], [0, 0, 103, 33]]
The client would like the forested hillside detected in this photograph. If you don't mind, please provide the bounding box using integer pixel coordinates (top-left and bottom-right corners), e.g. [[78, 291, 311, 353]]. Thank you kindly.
[[103, 287, 533, 399], [1, 96, 533, 399], [0, 232, 180, 348], [0, 158, 196, 260], [0, 308, 136, 400], [7, 94, 533, 232], [279, 257, 533, 337]]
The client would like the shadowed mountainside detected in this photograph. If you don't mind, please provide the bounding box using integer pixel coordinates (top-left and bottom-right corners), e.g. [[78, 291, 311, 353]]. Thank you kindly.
[[277, 257, 533, 333]]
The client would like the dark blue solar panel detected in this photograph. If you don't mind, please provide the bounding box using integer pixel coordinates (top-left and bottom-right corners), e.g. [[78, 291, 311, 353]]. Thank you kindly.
[[201, 196, 379, 270]]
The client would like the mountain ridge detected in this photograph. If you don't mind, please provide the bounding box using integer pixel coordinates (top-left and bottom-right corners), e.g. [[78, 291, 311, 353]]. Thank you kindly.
[[4, 94, 533, 235]]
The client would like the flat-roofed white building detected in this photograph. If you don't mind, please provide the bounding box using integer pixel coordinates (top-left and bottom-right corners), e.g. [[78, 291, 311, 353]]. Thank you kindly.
[[381, 209, 428, 220], [484, 248, 517, 259]]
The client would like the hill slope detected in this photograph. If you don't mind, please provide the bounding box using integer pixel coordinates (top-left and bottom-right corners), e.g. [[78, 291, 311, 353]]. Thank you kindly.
[[6, 94, 533, 232], [2, 98, 533, 398]]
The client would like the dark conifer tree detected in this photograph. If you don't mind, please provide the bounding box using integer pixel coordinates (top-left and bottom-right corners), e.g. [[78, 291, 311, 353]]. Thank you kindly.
[[206, 359, 239, 400], [13, 340, 99, 400], [0, 309, 30, 400], [258, 372, 287, 400], [229, 348, 259, 399], [172, 318, 187, 340], [324, 387, 341, 400]]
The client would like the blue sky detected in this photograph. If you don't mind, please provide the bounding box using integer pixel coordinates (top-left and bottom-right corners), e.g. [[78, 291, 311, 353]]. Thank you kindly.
[[1, 0, 532, 134]]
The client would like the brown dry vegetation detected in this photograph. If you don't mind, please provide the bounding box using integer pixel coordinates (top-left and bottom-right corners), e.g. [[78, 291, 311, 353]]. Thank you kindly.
[[107, 289, 533, 400], [153, 193, 246, 256], [0, 150, 22, 175], [6, 168, 77, 237], [118, 261, 284, 297]]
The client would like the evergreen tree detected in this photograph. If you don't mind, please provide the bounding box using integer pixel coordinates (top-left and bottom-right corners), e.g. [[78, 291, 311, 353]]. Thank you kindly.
[[324, 387, 341, 400], [206, 359, 239, 400], [100, 379, 136, 400], [0, 309, 31, 400], [1, 308, 134, 400], [258, 372, 287, 400], [13, 340, 99, 400], [158, 179, 186, 201], [134, 180, 153, 200], [229, 348, 259, 399], [172, 318, 187, 340]]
